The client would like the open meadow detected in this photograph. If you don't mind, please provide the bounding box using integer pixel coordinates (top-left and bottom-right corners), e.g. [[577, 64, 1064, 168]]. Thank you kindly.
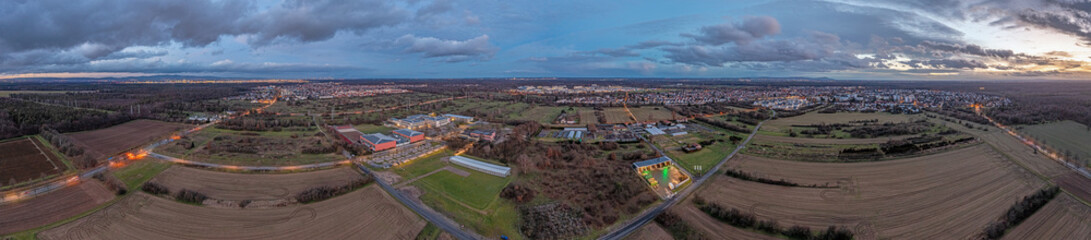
[[67, 120, 190, 159], [158, 127, 340, 166], [38, 186, 425, 240], [691, 145, 1045, 239], [761, 112, 921, 136]]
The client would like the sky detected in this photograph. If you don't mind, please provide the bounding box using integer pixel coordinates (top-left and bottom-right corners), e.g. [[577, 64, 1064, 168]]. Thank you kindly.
[[3, 0, 1091, 80]]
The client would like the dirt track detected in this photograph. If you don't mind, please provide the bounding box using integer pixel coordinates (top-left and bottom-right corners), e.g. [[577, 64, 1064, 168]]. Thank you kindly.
[[696, 145, 1045, 239], [1003, 194, 1091, 239], [0, 181, 114, 234], [68, 120, 189, 159], [150, 166, 364, 201], [39, 185, 425, 240]]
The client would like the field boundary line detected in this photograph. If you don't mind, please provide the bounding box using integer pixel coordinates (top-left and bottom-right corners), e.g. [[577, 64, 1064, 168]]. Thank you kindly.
[[28, 137, 61, 170]]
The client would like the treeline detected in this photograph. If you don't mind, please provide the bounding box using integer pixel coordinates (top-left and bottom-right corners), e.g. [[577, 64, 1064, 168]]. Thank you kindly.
[[844, 120, 933, 138], [295, 178, 372, 203], [880, 135, 974, 156], [724, 169, 834, 188], [0, 98, 134, 140], [927, 107, 989, 125], [981, 186, 1061, 239], [39, 127, 97, 169], [695, 199, 852, 240], [695, 117, 750, 134], [217, 113, 314, 131]]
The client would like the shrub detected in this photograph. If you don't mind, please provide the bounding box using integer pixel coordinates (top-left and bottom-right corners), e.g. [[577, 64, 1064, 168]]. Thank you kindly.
[[295, 178, 371, 203], [141, 181, 171, 195], [175, 189, 208, 204]]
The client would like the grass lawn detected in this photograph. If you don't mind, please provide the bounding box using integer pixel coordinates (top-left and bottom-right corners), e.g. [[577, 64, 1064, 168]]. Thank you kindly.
[[663, 143, 733, 176], [1020, 120, 1091, 165], [354, 124, 394, 134], [416, 188, 522, 239], [113, 160, 172, 189], [416, 166, 510, 209], [394, 149, 453, 179]]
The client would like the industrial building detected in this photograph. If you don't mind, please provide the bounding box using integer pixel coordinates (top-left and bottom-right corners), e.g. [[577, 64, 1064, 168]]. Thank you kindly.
[[450, 156, 510, 177]]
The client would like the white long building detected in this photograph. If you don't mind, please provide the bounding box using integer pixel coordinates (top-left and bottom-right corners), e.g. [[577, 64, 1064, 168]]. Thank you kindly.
[[450, 156, 511, 177]]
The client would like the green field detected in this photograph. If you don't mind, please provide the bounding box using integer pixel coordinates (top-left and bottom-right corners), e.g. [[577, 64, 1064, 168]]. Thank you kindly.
[[416, 166, 510, 209], [652, 124, 738, 176], [113, 160, 172, 189], [393, 150, 521, 239], [1021, 120, 1091, 165], [394, 149, 454, 179]]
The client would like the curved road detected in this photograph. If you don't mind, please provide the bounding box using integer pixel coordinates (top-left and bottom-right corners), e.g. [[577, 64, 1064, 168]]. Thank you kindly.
[[597, 110, 774, 240]]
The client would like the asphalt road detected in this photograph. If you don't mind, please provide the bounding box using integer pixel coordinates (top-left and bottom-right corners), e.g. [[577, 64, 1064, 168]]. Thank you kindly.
[[597, 110, 773, 240]]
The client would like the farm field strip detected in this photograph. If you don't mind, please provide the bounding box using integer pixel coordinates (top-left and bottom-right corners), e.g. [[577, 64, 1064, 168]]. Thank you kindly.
[[67, 120, 190, 159], [151, 166, 364, 201], [0, 181, 114, 234], [698, 145, 1044, 239], [1002, 194, 1091, 239], [38, 186, 425, 240]]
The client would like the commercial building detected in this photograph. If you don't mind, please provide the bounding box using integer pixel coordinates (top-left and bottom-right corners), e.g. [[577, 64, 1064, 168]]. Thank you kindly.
[[389, 114, 454, 130], [450, 156, 511, 177], [361, 133, 398, 151], [393, 129, 425, 143], [444, 114, 475, 123]]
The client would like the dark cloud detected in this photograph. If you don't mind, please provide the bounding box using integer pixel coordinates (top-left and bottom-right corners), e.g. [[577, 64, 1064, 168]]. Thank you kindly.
[[907, 59, 988, 69], [664, 31, 844, 67], [0, 0, 408, 61], [241, 0, 409, 46], [918, 41, 1015, 58], [395, 34, 497, 62], [681, 16, 781, 45]]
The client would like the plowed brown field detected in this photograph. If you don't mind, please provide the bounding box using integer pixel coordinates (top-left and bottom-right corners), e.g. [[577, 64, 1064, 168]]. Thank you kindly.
[[1003, 194, 1091, 239], [625, 222, 675, 240], [150, 166, 364, 201], [1053, 172, 1091, 203], [39, 185, 425, 240], [0, 181, 114, 234], [68, 120, 189, 159], [694, 145, 1045, 239], [0, 137, 65, 185]]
